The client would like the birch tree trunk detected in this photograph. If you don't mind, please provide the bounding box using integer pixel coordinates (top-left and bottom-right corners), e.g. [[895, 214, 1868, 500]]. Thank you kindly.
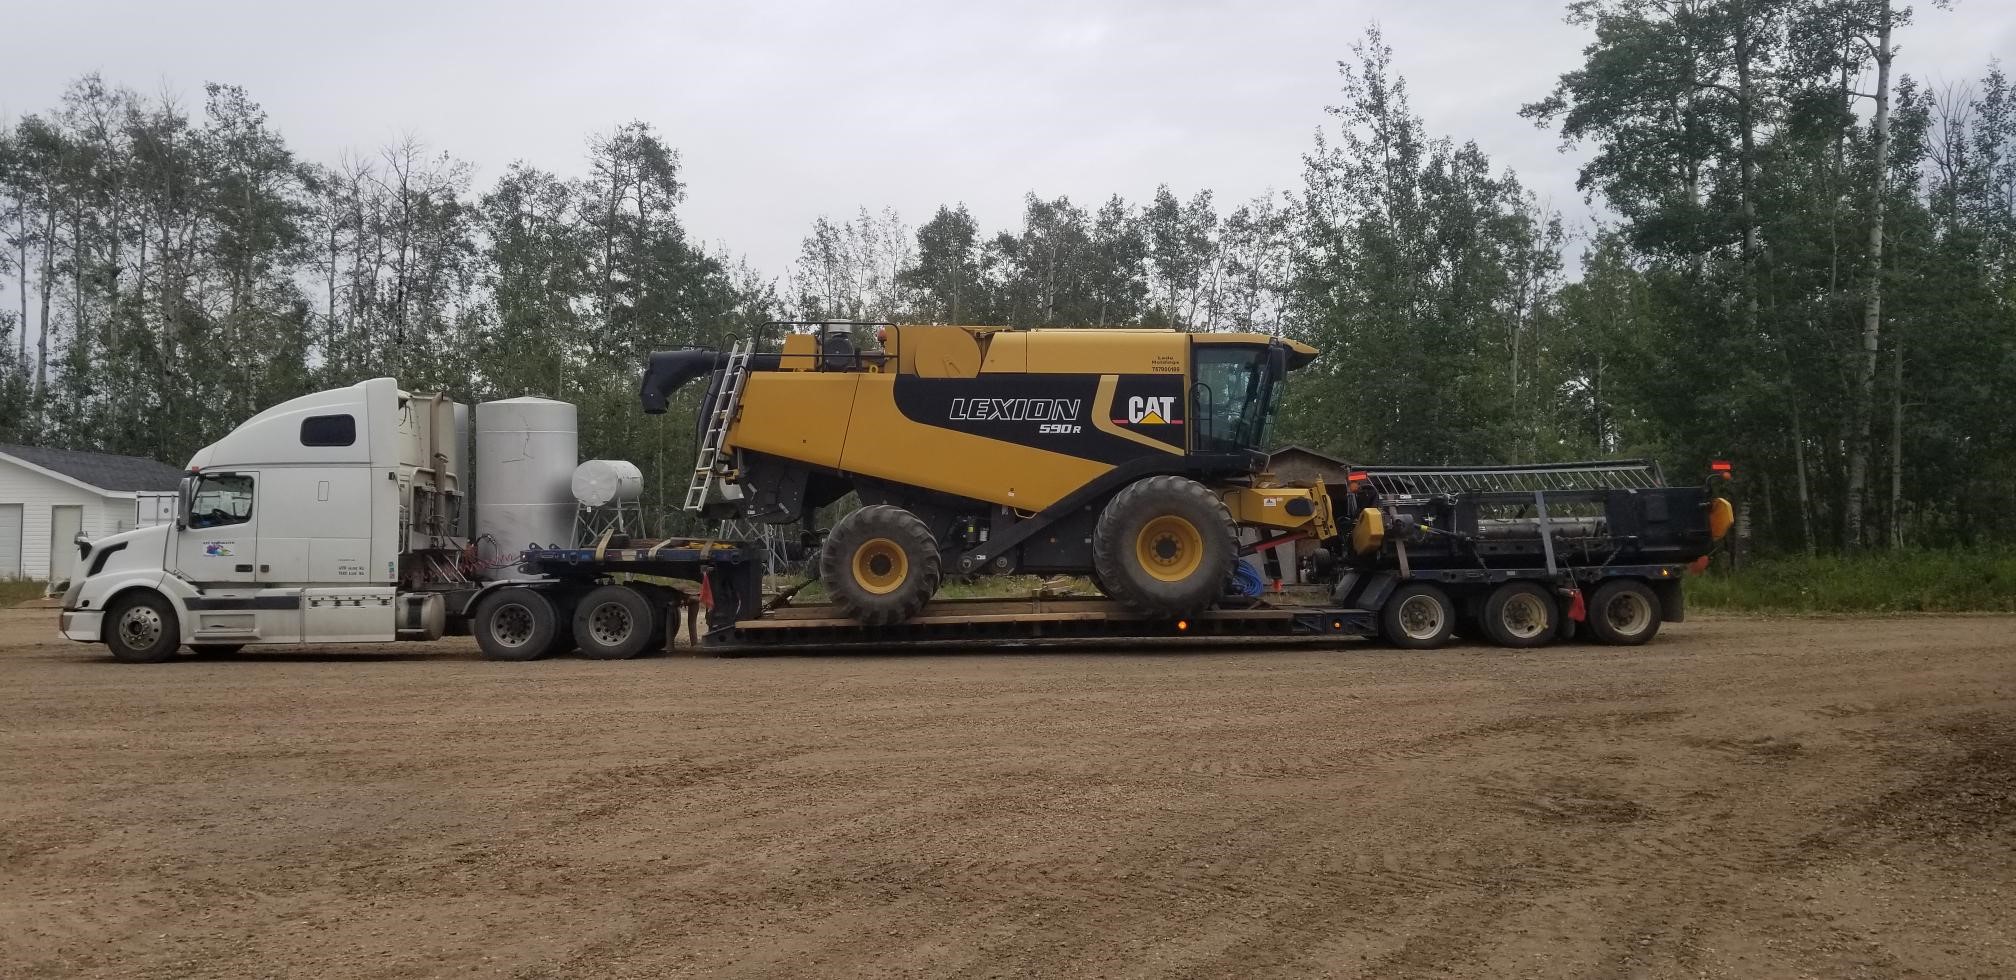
[[1845, 1, 1893, 549]]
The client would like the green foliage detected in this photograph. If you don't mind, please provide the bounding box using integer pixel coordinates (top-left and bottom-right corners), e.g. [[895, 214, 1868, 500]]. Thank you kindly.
[[0, 87, 771, 537], [3, 5, 2011, 560], [1690, 550, 2016, 613]]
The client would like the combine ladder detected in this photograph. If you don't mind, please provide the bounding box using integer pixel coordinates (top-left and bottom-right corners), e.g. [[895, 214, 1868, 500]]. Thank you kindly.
[[684, 341, 751, 512]]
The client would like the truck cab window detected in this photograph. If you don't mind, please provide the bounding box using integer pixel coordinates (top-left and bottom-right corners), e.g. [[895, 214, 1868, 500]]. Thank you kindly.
[[187, 473, 254, 529]]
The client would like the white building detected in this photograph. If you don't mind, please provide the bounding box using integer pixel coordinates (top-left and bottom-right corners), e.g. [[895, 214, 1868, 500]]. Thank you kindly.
[[0, 445, 184, 583]]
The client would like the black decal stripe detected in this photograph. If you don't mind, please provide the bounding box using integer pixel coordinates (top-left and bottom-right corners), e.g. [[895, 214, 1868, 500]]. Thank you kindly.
[[893, 374, 1186, 464], [185, 595, 302, 611]]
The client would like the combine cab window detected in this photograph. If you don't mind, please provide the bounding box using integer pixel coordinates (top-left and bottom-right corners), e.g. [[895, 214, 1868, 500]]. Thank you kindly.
[[1192, 346, 1276, 453]]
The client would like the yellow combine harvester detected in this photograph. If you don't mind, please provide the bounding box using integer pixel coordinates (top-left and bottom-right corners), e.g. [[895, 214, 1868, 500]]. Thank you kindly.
[[642, 322, 1335, 624]]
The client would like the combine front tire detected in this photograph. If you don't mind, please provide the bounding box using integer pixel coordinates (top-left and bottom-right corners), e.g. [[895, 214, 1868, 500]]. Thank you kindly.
[[1092, 476, 1238, 619], [821, 505, 943, 625], [1585, 579, 1662, 646]]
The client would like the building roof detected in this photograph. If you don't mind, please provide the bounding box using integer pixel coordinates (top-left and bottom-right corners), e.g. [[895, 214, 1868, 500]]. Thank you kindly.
[[1270, 445, 1349, 465], [0, 444, 186, 493]]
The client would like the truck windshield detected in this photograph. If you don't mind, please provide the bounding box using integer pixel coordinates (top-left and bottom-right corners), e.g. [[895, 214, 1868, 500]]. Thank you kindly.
[[1192, 346, 1278, 453]]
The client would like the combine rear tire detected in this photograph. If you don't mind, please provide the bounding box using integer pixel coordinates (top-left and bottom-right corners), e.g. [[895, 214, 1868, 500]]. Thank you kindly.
[[1482, 582, 1556, 648], [572, 585, 660, 660], [821, 505, 942, 625], [473, 587, 560, 661], [1380, 582, 1455, 649], [1585, 579, 1662, 645], [1092, 476, 1237, 619]]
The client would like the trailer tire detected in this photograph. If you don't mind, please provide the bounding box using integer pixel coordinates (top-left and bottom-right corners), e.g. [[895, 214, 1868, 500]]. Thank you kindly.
[[1092, 476, 1237, 619], [572, 585, 661, 660], [545, 592, 581, 657], [1586, 579, 1662, 645], [1482, 582, 1556, 648], [1379, 582, 1455, 649], [104, 591, 181, 663], [821, 505, 942, 626], [473, 587, 560, 661]]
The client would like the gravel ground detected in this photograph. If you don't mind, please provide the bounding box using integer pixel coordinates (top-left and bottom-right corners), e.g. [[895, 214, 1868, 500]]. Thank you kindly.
[[1, 608, 2012, 979]]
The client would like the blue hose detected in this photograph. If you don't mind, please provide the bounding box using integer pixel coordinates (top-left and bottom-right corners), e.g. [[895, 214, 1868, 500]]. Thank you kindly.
[[1230, 560, 1267, 597]]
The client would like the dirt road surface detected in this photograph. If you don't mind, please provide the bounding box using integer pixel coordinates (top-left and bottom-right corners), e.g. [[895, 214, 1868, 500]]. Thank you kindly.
[[1, 608, 2012, 979]]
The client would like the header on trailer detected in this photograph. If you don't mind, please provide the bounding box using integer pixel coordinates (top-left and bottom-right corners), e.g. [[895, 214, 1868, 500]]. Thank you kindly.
[[1341, 459, 1668, 496]]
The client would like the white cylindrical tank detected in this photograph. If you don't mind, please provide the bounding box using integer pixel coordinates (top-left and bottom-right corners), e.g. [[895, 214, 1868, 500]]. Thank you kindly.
[[571, 459, 643, 508], [475, 397, 578, 580]]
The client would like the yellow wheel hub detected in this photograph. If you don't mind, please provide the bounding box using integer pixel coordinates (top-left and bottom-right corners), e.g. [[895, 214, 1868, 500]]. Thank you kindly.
[[851, 537, 909, 595], [1135, 515, 1205, 583]]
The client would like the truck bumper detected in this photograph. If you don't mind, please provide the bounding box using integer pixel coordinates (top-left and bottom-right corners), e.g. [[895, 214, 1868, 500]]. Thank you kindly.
[[59, 609, 103, 643]]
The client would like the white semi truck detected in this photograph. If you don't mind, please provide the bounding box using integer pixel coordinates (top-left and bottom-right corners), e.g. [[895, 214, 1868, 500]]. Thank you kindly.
[[57, 377, 703, 662]]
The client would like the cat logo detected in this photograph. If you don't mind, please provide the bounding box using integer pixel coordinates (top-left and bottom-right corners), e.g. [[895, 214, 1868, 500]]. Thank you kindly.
[[1119, 395, 1181, 426]]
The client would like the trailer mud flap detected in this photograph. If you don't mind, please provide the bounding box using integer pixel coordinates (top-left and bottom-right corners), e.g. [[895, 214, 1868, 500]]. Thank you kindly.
[[1653, 578, 1685, 623]]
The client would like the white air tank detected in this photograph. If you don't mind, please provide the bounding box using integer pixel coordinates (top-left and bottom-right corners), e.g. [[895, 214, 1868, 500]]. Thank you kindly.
[[475, 397, 578, 580], [571, 459, 643, 508]]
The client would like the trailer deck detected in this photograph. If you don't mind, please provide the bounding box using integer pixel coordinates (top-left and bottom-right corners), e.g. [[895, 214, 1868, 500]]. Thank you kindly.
[[520, 542, 1373, 649]]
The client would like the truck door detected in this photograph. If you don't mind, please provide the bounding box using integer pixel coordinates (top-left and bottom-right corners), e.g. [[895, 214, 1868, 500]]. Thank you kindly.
[[174, 471, 259, 584]]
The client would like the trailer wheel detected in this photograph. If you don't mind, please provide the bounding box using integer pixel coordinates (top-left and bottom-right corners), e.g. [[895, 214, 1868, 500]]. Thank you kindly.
[[1482, 582, 1556, 648], [545, 592, 581, 657], [104, 591, 181, 663], [572, 585, 661, 660], [821, 505, 943, 625], [1379, 583, 1455, 649], [1092, 476, 1237, 619], [1586, 580, 1662, 645], [473, 587, 560, 661]]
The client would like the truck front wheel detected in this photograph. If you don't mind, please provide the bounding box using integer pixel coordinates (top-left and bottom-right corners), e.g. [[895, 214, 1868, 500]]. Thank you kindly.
[[473, 587, 561, 661], [104, 591, 181, 663]]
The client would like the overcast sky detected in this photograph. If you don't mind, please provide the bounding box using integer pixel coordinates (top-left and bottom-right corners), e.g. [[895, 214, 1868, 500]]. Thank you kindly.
[[8, 0, 2016, 276]]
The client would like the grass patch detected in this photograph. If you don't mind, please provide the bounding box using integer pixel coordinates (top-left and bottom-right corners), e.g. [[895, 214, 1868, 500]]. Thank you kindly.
[[1690, 551, 2016, 614], [0, 580, 50, 605]]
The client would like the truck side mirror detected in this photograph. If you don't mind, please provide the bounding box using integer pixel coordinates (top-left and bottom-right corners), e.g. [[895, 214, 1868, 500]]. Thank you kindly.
[[175, 474, 195, 531]]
